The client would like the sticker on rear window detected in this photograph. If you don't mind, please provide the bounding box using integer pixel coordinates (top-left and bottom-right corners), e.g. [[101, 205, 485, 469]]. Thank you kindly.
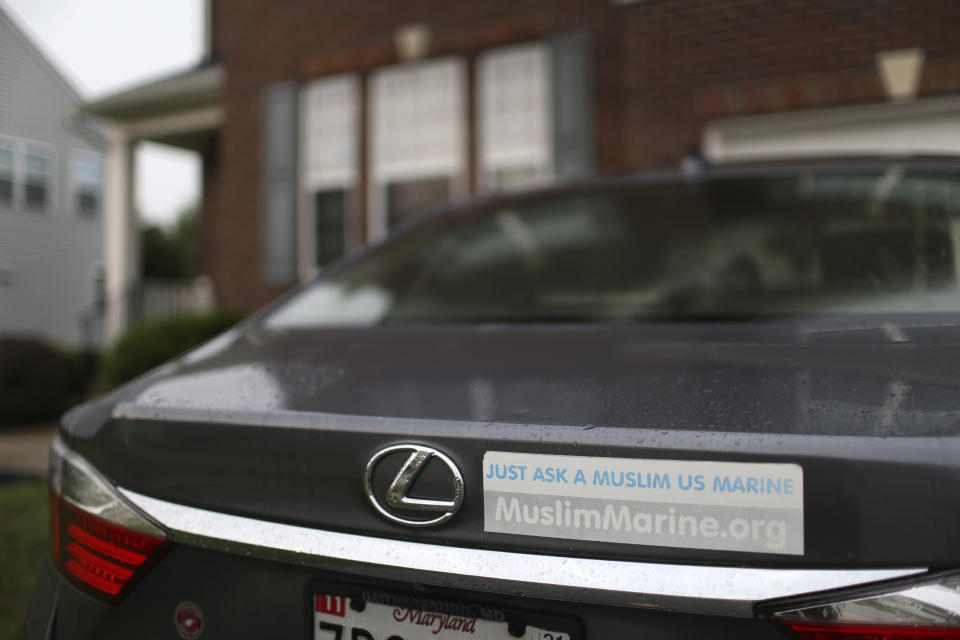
[[483, 452, 803, 555]]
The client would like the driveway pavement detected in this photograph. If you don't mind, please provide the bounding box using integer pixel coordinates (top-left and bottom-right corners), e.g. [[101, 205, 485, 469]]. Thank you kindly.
[[0, 423, 57, 478]]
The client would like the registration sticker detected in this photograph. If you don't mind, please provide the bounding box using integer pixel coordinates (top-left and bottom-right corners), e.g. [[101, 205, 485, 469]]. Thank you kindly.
[[483, 452, 804, 555]]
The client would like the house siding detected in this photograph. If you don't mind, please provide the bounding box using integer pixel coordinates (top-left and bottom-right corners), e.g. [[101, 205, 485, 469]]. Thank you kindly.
[[0, 8, 105, 347]]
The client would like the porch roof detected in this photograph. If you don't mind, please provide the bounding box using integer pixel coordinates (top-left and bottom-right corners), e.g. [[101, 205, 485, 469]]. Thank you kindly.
[[83, 64, 223, 151], [85, 64, 222, 120]]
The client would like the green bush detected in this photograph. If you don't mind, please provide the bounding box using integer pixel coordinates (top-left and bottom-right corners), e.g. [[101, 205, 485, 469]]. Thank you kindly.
[[65, 348, 101, 398], [0, 337, 72, 428], [98, 310, 247, 390]]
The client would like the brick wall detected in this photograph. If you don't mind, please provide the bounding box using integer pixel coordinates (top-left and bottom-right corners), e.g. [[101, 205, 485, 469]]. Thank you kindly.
[[617, 0, 960, 167], [205, 0, 960, 311]]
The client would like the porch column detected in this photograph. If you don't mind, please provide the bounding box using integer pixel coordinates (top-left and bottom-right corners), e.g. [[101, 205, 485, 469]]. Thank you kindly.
[[104, 126, 139, 344]]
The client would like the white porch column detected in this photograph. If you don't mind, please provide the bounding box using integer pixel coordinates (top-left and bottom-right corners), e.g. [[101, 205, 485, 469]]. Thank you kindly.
[[104, 126, 139, 344]]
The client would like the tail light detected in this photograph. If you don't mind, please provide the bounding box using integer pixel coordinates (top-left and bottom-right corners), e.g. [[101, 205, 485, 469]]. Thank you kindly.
[[768, 573, 960, 640], [49, 436, 169, 602]]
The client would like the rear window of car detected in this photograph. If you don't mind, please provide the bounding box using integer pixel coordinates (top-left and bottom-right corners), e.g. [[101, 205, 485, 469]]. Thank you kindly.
[[266, 165, 960, 327]]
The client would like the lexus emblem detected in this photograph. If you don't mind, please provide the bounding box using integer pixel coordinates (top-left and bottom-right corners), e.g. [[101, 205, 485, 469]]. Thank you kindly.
[[364, 444, 464, 527]]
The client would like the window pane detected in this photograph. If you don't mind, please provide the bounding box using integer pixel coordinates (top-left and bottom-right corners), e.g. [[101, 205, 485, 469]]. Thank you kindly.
[[373, 60, 462, 176], [304, 76, 356, 183], [76, 158, 102, 187], [0, 147, 12, 205], [77, 191, 98, 215], [479, 44, 550, 181], [386, 178, 450, 228], [25, 153, 48, 176], [314, 189, 346, 267], [74, 154, 103, 215], [492, 166, 547, 190], [24, 151, 49, 211], [267, 167, 960, 327], [25, 183, 47, 209]]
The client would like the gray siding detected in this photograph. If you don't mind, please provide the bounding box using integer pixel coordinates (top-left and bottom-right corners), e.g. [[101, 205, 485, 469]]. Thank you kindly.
[[0, 7, 105, 347]]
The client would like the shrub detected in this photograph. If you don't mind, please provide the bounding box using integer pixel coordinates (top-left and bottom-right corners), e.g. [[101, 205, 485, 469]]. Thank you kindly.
[[65, 348, 101, 398], [0, 337, 72, 427], [98, 310, 247, 390]]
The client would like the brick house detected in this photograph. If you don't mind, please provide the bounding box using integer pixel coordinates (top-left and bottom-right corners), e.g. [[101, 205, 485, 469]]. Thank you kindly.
[[86, 0, 960, 340]]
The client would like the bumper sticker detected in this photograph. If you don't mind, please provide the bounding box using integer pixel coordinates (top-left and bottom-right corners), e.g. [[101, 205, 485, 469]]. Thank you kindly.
[[483, 452, 803, 555]]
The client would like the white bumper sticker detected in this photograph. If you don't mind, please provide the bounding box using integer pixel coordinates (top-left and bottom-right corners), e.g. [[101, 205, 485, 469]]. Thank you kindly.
[[482, 452, 804, 555]]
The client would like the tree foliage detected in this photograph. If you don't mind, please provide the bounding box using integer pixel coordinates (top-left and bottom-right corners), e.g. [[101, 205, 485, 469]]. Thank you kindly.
[[141, 206, 198, 279]]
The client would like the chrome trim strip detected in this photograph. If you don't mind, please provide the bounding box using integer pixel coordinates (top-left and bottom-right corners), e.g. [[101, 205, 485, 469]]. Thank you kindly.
[[120, 488, 924, 617]]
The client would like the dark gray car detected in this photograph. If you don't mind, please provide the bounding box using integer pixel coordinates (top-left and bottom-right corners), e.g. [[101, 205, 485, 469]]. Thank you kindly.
[[24, 162, 960, 640]]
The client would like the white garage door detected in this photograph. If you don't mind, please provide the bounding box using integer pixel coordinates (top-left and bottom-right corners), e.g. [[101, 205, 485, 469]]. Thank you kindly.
[[704, 96, 960, 163]]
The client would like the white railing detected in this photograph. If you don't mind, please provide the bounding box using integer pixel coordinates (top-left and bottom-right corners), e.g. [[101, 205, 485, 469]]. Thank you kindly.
[[134, 275, 216, 323]]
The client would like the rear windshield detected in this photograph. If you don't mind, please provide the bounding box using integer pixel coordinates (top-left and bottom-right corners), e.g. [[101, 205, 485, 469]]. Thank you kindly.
[[266, 166, 960, 326]]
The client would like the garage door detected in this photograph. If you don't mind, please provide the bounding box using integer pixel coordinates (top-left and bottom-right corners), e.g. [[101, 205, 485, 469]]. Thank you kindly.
[[704, 96, 960, 163]]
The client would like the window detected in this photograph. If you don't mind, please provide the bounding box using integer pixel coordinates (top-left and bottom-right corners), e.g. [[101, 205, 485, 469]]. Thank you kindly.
[[386, 177, 449, 229], [74, 152, 104, 216], [302, 75, 357, 269], [314, 190, 346, 266], [266, 167, 960, 328], [0, 138, 55, 212], [370, 58, 465, 236], [91, 262, 106, 313], [0, 144, 13, 208], [24, 148, 50, 211], [303, 76, 356, 186], [477, 44, 551, 190]]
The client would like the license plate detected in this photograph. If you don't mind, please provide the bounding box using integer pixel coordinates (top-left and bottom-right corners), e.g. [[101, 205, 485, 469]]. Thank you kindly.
[[313, 593, 571, 640]]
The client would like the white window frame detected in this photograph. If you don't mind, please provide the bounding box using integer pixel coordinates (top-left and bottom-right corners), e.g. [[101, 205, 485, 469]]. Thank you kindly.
[[0, 135, 56, 214], [476, 42, 553, 191], [71, 149, 105, 217], [0, 135, 16, 211], [367, 57, 468, 240], [22, 141, 54, 213], [298, 74, 359, 278]]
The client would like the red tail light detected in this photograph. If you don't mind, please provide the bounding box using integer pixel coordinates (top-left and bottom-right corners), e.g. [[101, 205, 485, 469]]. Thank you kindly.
[[49, 436, 169, 602], [770, 574, 960, 640], [781, 622, 960, 640]]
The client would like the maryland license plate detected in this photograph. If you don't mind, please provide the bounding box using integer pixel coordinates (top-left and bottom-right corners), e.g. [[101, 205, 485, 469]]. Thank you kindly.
[[313, 592, 571, 640]]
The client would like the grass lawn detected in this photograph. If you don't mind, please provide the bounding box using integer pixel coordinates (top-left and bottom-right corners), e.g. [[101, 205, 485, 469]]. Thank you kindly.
[[0, 479, 48, 640]]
